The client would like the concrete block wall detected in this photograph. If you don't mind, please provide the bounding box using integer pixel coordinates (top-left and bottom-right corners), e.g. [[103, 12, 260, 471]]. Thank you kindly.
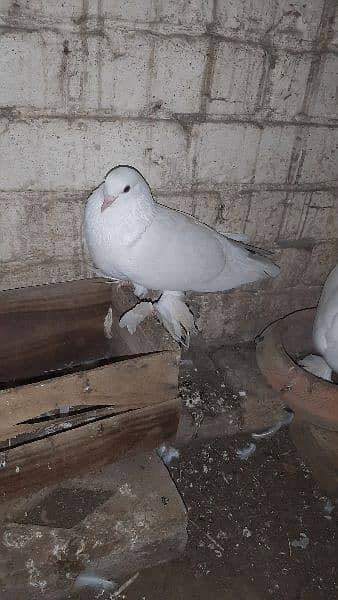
[[0, 0, 337, 345]]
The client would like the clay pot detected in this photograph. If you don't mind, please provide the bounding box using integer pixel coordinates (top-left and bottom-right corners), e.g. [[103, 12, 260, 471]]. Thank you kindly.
[[256, 308, 338, 494]]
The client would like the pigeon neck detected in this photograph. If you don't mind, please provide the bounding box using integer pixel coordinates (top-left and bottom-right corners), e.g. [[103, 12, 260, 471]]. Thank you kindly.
[[104, 187, 156, 246]]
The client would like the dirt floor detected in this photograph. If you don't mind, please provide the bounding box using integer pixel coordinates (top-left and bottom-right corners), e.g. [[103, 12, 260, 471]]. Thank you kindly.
[[71, 349, 337, 600], [119, 430, 337, 600]]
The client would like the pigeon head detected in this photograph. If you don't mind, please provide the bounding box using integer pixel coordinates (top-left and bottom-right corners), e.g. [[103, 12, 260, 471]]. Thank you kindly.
[[101, 165, 151, 213]]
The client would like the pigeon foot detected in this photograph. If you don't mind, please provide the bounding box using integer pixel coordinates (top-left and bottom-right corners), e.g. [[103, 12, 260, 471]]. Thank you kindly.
[[154, 291, 196, 348], [119, 302, 154, 334]]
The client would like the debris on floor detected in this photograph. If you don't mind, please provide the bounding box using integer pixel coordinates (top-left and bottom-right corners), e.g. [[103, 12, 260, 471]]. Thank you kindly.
[[121, 430, 337, 600], [291, 533, 310, 550]]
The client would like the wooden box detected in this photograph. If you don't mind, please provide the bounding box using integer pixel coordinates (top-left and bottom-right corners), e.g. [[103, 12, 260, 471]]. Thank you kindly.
[[0, 280, 180, 501]]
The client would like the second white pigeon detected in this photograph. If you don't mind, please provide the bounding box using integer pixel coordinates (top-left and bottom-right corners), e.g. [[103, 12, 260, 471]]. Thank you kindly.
[[313, 263, 338, 375], [85, 166, 280, 345]]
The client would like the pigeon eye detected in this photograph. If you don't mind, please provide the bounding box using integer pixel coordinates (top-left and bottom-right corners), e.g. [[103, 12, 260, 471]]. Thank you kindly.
[[123, 185, 130, 193]]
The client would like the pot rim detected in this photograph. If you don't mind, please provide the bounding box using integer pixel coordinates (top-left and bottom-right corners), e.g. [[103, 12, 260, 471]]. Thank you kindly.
[[256, 308, 338, 430]]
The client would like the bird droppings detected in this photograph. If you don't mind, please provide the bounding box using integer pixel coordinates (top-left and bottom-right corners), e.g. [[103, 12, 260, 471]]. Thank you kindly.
[[236, 442, 257, 460], [118, 483, 136, 498], [25, 558, 47, 592], [242, 527, 252, 538]]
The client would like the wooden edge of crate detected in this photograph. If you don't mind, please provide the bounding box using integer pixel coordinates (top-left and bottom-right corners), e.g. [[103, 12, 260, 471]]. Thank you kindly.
[[0, 279, 179, 383], [0, 350, 180, 441], [0, 398, 180, 502]]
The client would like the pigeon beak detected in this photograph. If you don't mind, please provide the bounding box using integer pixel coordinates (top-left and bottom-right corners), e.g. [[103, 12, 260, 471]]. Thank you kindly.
[[101, 194, 117, 213]]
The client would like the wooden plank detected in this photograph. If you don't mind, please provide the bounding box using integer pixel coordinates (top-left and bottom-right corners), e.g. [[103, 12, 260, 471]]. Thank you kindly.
[[0, 279, 179, 385], [0, 399, 180, 501], [0, 406, 129, 441], [0, 452, 187, 598], [0, 279, 112, 383], [0, 351, 179, 439]]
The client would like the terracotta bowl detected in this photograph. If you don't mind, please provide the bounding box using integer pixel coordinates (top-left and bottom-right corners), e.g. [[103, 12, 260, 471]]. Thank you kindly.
[[256, 308, 338, 431]]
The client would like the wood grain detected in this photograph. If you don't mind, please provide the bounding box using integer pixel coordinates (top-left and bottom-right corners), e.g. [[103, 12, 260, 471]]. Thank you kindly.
[[0, 351, 179, 439], [0, 279, 112, 383], [0, 279, 178, 384], [0, 399, 180, 501]]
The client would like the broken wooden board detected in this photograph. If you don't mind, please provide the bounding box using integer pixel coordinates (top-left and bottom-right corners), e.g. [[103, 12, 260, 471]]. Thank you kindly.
[[0, 452, 187, 600], [0, 400, 179, 502], [0, 279, 112, 383], [0, 279, 178, 384], [0, 351, 178, 438], [0, 280, 181, 500]]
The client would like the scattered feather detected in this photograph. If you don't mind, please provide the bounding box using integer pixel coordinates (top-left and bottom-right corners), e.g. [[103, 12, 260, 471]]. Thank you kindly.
[[157, 443, 180, 465], [74, 572, 117, 591], [291, 533, 309, 550], [236, 442, 256, 460], [252, 410, 294, 439]]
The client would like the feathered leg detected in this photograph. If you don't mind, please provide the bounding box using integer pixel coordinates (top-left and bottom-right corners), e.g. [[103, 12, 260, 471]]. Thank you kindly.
[[119, 289, 196, 347], [153, 291, 196, 347]]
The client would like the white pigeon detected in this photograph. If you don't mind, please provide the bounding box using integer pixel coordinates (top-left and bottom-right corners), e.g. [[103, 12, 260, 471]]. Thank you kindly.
[[84, 166, 280, 346], [313, 263, 338, 375]]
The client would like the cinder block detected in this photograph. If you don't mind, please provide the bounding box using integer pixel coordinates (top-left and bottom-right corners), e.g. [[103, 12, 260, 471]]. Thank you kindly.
[[217, 191, 250, 236], [156, 0, 213, 31], [102, 0, 154, 22], [192, 123, 261, 184], [100, 30, 152, 115], [208, 42, 265, 115], [0, 119, 191, 191], [244, 192, 286, 243], [328, 10, 338, 50], [309, 54, 338, 119], [0, 259, 86, 292], [193, 123, 297, 186], [157, 191, 250, 235], [0, 192, 84, 264], [194, 285, 321, 345], [0, 0, 83, 24], [278, 191, 311, 239], [157, 192, 220, 227], [151, 37, 208, 114], [299, 128, 338, 184], [301, 191, 338, 241], [270, 247, 310, 289], [214, 0, 325, 44], [267, 53, 312, 117], [102, 0, 213, 32], [302, 241, 338, 286], [0, 32, 64, 110], [254, 126, 297, 184]]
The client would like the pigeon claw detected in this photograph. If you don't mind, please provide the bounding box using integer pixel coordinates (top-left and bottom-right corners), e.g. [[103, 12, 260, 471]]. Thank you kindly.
[[119, 302, 154, 334]]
